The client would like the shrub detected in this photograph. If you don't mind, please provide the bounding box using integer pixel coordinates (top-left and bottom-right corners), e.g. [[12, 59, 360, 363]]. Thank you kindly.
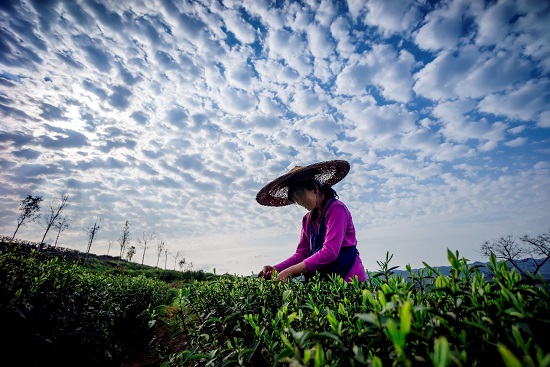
[[167, 251, 550, 366], [0, 248, 174, 367]]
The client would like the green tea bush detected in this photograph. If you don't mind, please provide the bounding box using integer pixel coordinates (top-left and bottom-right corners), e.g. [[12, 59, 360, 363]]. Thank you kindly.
[[167, 251, 550, 366], [0, 248, 176, 367], [105, 267, 213, 284]]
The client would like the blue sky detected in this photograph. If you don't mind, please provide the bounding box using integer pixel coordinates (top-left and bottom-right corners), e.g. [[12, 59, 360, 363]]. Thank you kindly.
[[0, 0, 549, 275]]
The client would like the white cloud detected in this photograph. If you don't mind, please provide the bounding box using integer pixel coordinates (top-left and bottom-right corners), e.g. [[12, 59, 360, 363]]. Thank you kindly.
[[537, 111, 550, 128], [504, 137, 527, 147], [433, 99, 508, 151], [414, 0, 466, 51], [216, 86, 257, 114], [330, 16, 355, 58], [266, 28, 313, 77], [293, 114, 342, 141], [478, 78, 550, 123], [413, 46, 480, 101], [335, 44, 416, 103], [378, 154, 442, 179], [475, 0, 519, 47], [340, 101, 418, 150], [363, 0, 422, 37], [224, 58, 257, 89], [306, 23, 335, 60], [223, 10, 257, 44], [455, 51, 535, 98], [313, 0, 338, 28], [289, 86, 325, 116]]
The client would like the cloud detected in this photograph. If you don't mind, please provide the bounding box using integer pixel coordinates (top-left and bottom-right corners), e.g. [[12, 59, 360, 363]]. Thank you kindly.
[[433, 100, 508, 151], [82, 79, 108, 99], [335, 44, 416, 103], [130, 111, 149, 125], [266, 28, 313, 77], [306, 23, 335, 60], [478, 78, 550, 124], [223, 9, 256, 44], [504, 137, 527, 147], [413, 46, 480, 101], [108, 85, 132, 110], [294, 114, 342, 141], [414, 0, 469, 51], [74, 35, 112, 73], [37, 125, 89, 149], [475, 0, 518, 47], [166, 106, 188, 128], [362, 0, 421, 37], [289, 86, 325, 116], [330, 16, 355, 58], [216, 86, 257, 114], [378, 154, 442, 179], [339, 98, 417, 150], [11, 148, 42, 160]]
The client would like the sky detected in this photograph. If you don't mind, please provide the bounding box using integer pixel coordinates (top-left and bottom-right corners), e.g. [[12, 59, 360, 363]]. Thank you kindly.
[[0, 0, 549, 275]]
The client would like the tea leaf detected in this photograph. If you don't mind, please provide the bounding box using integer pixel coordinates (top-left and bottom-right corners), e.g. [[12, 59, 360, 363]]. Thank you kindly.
[[497, 343, 522, 367]]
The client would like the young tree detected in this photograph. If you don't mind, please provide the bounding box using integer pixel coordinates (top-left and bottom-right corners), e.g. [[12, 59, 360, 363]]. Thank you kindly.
[[164, 247, 169, 270], [12, 195, 43, 240], [172, 251, 183, 270], [118, 221, 131, 260], [481, 229, 550, 277], [178, 258, 194, 272], [52, 216, 69, 247], [84, 219, 101, 261], [126, 245, 136, 262], [137, 231, 155, 265], [156, 239, 165, 268], [178, 258, 186, 271], [40, 194, 69, 247]]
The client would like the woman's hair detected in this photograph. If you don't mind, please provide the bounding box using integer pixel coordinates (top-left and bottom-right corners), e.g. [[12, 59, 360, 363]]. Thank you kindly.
[[287, 178, 339, 204]]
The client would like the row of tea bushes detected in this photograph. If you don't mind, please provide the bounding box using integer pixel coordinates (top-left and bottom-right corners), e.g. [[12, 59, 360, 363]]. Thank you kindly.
[[0, 248, 176, 367], [168, 251, 550, 366]]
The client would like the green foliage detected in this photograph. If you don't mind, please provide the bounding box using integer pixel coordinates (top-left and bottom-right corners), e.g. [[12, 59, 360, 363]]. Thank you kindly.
[[0, 248, 176, 367], [166, 250, 550, 366], [2, 239, 549, 367]]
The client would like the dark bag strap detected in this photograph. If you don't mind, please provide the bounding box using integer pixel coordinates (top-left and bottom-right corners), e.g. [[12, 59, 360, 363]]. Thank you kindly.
[[309, 198, 336, 255]]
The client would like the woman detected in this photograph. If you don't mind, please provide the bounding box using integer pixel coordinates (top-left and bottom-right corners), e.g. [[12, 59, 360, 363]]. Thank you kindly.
[[256, 160, 367, 282]]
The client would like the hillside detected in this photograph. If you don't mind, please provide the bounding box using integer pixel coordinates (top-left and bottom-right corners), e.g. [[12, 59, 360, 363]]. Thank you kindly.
[[0, 236, 215, 284]]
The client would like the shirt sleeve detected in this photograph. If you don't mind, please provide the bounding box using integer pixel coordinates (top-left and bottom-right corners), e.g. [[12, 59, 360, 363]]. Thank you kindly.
[[274, 213, 311, 271], [303, 202, 349, 273]]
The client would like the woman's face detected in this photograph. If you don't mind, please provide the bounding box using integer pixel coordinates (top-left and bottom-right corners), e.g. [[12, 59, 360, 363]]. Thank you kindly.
[[292, 188, 318, 211]]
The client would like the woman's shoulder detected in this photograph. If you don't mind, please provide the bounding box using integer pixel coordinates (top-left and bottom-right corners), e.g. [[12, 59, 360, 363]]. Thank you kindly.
[[327, 199, 351, 214], [331, 198, 349, 208]]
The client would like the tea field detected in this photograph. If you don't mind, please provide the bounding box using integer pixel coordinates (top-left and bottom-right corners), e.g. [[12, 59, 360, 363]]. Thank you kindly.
[[1, 240, 549, 367]]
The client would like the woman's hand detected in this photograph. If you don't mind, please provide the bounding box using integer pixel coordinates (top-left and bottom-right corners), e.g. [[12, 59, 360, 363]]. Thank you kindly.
[[275, 269, 292, 282], [258, 265, 276, 279], [275, 262, 308, 282]]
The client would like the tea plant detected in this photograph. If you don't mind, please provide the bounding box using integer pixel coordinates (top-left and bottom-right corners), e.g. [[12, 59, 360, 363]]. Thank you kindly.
[[166, 250, 550, 366], [0, 248, 176, 367]]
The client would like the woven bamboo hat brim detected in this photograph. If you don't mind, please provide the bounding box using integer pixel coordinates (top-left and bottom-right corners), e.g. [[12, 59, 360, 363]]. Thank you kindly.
[[255, 160, 350, 207]]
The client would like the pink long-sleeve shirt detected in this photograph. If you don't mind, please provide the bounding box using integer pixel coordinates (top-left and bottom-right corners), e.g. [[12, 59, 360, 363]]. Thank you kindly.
[[275, 200, 367, 282]]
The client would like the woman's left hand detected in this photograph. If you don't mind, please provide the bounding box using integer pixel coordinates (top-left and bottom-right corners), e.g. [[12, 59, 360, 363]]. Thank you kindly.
[[275, 269, 292, 282], [275, 262, 308, 282]]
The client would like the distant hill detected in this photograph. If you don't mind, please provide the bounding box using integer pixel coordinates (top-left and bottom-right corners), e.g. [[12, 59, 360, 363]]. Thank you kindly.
[[389, 259, 550, 280]]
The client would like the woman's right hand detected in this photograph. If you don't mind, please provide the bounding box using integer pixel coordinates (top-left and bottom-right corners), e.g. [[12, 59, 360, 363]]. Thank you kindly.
[[258, 265, 276, 279]]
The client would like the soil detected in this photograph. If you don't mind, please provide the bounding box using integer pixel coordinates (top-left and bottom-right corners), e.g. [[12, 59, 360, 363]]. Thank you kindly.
[[121, 306, 187, 367]]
